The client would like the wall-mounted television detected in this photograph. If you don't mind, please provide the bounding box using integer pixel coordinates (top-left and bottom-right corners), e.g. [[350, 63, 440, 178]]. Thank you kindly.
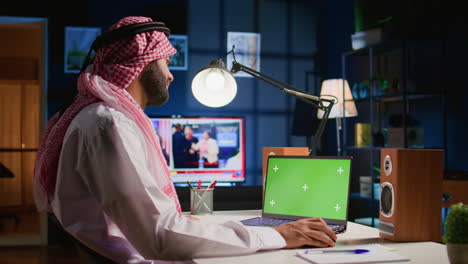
[[149, 116, 245, 184]]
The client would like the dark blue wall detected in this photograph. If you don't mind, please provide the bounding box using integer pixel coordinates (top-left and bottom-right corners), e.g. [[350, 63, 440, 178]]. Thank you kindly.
[[157, 0, 323, 185], [3, 0, 468, 184], [2, 0, 327, 186]]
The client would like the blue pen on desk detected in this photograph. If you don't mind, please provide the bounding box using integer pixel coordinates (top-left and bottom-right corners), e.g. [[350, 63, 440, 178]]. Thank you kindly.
[[303, 249, 370, 254]]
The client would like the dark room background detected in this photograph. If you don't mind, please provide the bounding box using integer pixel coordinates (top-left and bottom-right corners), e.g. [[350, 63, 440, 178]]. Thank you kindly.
[[2, 0, 468, 197], [3, 0, 336, 189]]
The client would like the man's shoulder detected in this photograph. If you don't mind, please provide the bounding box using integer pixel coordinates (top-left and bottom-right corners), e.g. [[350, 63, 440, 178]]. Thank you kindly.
[[75, 103, 121, 123], [173, 131, 184, 138], [71, 103, 135, 134]]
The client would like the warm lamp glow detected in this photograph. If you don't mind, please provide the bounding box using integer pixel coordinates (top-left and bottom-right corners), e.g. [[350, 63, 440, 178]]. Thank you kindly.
[[191, 60, 238, 108], [317, 79, 358, 119], [204, 69, 225, 92]]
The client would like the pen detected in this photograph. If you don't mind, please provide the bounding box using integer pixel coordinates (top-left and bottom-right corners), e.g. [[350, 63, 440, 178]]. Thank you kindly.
[[187, 181, 195, 190], [303, 249, 369, 254], [208, 180, 217, 189], [188, 181, 211, 212], [206, 179, 215, 189], [193, 180, 216, 212]]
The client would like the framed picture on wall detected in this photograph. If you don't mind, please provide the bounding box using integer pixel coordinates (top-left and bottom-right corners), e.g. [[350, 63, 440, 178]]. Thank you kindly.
[[64, 26, 101, 74], [227, 32, 261, 78], [168, 34, 188, 71]]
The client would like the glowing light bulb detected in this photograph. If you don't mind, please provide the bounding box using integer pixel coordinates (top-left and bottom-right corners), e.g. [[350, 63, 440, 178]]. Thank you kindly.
[[205, 70, 225, 92]]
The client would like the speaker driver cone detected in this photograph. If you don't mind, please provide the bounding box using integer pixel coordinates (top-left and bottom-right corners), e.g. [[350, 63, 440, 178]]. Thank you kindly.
[[380, 182, 394, 217]]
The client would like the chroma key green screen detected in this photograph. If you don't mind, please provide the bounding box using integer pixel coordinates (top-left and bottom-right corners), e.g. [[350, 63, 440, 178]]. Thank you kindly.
[[263, 156, 351, 220]]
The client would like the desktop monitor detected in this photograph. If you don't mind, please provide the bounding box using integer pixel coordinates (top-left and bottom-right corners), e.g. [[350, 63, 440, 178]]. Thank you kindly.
[[149, 116, 245, 184]]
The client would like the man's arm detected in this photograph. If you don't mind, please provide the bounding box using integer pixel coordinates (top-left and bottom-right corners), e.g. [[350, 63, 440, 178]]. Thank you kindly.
[[76, 115, 286, 260], [76, 111, 336, 261], [207, 139, 219, 155]]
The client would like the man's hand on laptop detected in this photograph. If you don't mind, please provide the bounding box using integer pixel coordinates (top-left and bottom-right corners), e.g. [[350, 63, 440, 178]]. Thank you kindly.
[[273, 218, 337, 248]]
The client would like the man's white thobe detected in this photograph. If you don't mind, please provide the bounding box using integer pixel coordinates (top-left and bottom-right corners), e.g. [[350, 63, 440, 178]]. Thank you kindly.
[[51, 103, 285, 264]]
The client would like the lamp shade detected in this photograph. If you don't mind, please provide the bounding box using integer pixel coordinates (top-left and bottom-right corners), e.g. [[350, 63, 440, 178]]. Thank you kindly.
[[317, 79, 358, 119], [191, 60, 238, 108]]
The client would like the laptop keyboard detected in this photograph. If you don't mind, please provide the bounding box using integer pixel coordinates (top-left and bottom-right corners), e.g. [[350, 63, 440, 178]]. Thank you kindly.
[[240, 217, 345, 233], [241, 217, 293, 227]]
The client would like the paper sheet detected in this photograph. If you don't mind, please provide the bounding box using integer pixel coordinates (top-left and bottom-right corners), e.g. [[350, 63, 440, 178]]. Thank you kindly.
[[296, 244, 410, 264]]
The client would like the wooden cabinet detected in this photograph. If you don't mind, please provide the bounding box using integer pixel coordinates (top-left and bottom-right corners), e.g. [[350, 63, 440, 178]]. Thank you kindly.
[[0, 80, 39, 149], [21, 82, 40, 149], [0, 80, 41, 238], [0, 152, 22, 207], [0, 151, 38, 206], [0, 80, 39, 206], [22, 152, 37, 206], [0, 19, 46, 244], [0, 81, 22, 149]]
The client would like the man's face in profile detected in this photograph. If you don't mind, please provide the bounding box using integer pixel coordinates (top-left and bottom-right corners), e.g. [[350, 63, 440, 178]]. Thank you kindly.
[[141, 57, 174, 106]]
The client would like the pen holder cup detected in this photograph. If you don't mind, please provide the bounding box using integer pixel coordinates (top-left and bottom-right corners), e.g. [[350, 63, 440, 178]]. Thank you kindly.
[[190, 188, 214, 215]]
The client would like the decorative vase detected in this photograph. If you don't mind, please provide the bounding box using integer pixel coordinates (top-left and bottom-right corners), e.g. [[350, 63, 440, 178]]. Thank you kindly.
[[447, 243, 468, 264]]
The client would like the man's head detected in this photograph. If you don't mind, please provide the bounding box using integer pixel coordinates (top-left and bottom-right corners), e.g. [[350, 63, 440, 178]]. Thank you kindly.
[[91, 16, 176, 95], [139, 57, 174, 106], [174, 124, 182, 132], [203, 131, 212, 140], [184, 126, 194, 138]]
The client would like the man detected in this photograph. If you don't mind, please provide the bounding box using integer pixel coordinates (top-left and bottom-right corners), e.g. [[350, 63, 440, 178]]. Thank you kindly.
[[34, 16, 336, 264], [183, 126, 199, 168], [172, 123, 186, 168], [156, 129, 170, 166]]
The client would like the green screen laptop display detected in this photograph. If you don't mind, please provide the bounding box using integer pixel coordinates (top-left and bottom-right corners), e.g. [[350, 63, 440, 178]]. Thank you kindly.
[[263, 156, 351, 221]]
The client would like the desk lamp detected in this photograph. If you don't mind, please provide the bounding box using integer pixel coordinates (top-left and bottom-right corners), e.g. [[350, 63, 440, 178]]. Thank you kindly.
[[191, 46, 337, 156], [317, 79, 357, 155]]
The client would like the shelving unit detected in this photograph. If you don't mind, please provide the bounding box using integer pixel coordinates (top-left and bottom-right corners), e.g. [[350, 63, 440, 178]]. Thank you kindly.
[[341, 40, 447, 227]]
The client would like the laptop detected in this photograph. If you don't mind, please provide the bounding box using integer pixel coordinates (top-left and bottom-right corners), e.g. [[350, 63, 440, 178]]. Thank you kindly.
[[241, 155, 352, 234]]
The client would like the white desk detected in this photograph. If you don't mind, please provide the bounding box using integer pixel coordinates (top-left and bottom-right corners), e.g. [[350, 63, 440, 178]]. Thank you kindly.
[[191, 210, 449, 264]]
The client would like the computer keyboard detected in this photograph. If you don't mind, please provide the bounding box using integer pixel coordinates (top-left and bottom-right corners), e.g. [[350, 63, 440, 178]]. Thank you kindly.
[[240, 217, 293, 227], [240, 217, 345, 233]]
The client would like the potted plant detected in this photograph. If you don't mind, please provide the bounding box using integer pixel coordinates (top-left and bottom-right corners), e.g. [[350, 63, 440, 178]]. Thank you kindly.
[[444, 202, 468, 264]]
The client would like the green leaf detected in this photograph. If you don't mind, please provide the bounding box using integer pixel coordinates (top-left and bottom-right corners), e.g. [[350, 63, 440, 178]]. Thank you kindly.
[[444, 202, 468, 244]]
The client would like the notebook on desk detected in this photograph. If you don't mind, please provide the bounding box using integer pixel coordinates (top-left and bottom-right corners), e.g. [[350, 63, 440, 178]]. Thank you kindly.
[[241, 155, 352, 234]]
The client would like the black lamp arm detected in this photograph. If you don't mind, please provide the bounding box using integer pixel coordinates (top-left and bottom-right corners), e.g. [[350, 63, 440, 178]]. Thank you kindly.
[[232, 61, 309, 94], [311, 99, 334, 156], [230, 60, 335, 156]]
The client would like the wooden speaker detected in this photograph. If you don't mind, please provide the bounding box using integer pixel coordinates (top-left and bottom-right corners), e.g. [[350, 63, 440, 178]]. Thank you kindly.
[[379, 148, 444, 242], [262, 147, 309, 200]]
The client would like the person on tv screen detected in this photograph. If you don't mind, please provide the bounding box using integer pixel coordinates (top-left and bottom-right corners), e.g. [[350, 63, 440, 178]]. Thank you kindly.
[[156, 129, 170, 166], [33, 16, 337, 264], [172, 123, 187, 168], [183, 125, 199, 168], [194, 130, 219, 168]]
